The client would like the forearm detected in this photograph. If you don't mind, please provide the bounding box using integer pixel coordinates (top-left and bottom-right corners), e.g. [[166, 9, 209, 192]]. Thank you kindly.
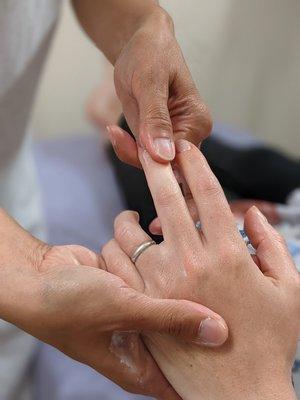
[[0, 208, 48, 326], [72, 0, 173, 64], [144, 334, 296, 400]]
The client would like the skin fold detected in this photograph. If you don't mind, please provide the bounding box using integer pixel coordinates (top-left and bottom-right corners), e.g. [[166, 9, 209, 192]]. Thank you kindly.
[[102, 140, 300, 400]]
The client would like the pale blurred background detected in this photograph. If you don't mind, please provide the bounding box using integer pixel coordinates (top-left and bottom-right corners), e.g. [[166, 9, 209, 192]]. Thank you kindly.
[[31, 0, 300, 156]]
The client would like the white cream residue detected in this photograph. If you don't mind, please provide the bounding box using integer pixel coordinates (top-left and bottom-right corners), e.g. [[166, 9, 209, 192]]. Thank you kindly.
[[109, 331, 142, 376]]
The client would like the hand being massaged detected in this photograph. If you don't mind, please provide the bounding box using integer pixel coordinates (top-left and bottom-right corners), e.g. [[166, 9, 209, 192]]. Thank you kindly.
[[0, 209, 226, 399], [102, 139, 300, 400]]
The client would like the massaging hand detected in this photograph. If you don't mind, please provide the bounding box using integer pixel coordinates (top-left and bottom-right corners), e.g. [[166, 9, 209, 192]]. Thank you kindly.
[[102, 140, 300, 399], [106, 10, 211, 166], [0, 209, 227, 399]]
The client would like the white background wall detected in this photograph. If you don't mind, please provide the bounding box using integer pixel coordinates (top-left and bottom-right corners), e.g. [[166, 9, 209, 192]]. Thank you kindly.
[[31, 1, 299, 156]]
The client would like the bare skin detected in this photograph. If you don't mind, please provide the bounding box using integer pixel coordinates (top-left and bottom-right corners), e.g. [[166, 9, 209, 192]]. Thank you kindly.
[[0, 208, 228, 399], [73, 0, 212, 164], [102, 140, 300, 400], [0, 1, 224, 397]]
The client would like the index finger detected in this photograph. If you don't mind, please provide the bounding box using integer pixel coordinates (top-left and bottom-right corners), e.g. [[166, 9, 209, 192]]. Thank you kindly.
[[138, 147, 198, 248]]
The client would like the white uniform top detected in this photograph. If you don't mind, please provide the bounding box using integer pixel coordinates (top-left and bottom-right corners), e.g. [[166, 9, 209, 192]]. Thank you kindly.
[[0, 1, 60, 399]]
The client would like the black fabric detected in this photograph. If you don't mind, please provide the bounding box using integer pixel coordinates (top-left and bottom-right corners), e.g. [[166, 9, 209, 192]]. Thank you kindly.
[[107, 116, 300, 237], [202, 138, 300, 203]]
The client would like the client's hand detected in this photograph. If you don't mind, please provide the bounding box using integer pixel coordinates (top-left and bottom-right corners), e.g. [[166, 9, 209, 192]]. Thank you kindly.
[[0, 209, 227, 400], [102, 140, 300, 400]]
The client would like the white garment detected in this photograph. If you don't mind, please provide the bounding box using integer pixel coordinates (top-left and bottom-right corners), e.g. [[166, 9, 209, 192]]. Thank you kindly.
[[0, 1, 61, 399]]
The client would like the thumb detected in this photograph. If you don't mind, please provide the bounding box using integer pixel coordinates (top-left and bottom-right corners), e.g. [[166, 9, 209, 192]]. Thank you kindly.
[[137, 81, 175, 163], [119, 291, 228, 347]]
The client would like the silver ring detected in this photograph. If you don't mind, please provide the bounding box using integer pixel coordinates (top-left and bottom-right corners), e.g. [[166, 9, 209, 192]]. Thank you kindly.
[[195, 220, 201, 230], [131, 240, 156, 264]]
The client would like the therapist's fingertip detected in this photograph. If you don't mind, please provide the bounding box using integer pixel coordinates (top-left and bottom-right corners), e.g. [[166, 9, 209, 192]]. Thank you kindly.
[[175, 139, 192, 153], [196, 317, 228, 347]]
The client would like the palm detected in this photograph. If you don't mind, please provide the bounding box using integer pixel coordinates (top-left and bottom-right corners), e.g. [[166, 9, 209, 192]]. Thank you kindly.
[[37, 244, 178, 399]]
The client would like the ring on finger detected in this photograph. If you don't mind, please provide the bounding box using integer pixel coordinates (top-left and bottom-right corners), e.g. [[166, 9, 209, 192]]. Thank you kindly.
[[131, 240, 156, 264]]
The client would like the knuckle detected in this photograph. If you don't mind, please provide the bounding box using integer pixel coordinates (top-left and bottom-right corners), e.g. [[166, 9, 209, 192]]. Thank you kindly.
[[143, 105, 172, 131], [164, 310, 184, 337], [180, 247, 208, 280], [101, 239, 115, 258], [183, 249, 202, 272], [200, 175, 222, 198], [218, 243, 243, 269], [115, 220, 132, 243], [114, 211, 134, 233], [114, 210, 128, 225], [109, 256, 124, 274], [155, 185, 179, 208]]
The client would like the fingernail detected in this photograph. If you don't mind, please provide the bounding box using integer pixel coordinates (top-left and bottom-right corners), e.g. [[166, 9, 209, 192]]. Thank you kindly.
[[176, 139, 191, 153], [252, 206, 268, 223], [153, 138, 175, 161], [197, 318, 227, 346]]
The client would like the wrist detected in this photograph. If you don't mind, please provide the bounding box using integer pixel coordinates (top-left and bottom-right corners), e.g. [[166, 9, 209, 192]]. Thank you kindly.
[[222, 377, 296, 400], [0, 207, 50, 320], [188, 377, 295, 400], [146, 335, 296, 400], [113, 6, 174, 64]]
